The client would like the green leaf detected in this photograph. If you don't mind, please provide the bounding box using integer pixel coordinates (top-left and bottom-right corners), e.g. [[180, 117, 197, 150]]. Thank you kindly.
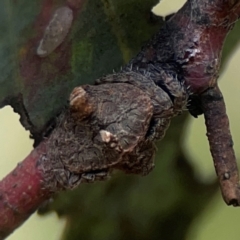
[[0, 0, 161, 139]]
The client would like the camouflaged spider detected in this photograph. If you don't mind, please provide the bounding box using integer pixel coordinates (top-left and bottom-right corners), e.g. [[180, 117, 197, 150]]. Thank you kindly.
[[45, 69, 188, 190]]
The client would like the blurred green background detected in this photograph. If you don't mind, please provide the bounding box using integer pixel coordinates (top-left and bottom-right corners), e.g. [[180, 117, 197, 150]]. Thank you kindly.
[[1, 0, 240, 239]]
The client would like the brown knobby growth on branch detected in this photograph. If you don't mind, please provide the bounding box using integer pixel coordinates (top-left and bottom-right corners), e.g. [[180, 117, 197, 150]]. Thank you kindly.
[[1, 0, 240, 238]]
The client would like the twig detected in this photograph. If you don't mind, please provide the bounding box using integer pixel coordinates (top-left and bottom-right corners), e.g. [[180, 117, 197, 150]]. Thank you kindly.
[[201, 86, 240, 206]]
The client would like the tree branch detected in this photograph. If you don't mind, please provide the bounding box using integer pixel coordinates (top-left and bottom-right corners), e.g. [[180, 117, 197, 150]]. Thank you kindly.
[[0, 142, 51, 239], [201, 86, 240, 206], [1, 0, 240, 238]]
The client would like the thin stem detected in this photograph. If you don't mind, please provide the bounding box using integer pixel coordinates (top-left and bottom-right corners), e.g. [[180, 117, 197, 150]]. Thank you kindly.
[[201, 86, 240, 206]]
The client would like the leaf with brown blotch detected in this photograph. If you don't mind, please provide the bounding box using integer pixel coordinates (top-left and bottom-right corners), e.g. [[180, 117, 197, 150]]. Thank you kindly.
[[0, 0, 162, 143]]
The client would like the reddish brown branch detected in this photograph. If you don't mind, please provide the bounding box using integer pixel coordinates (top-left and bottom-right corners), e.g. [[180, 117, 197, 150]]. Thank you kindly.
[[201, 86, 240, 206], [1, 0, 240, 238], [0, 142, 51, 239]]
